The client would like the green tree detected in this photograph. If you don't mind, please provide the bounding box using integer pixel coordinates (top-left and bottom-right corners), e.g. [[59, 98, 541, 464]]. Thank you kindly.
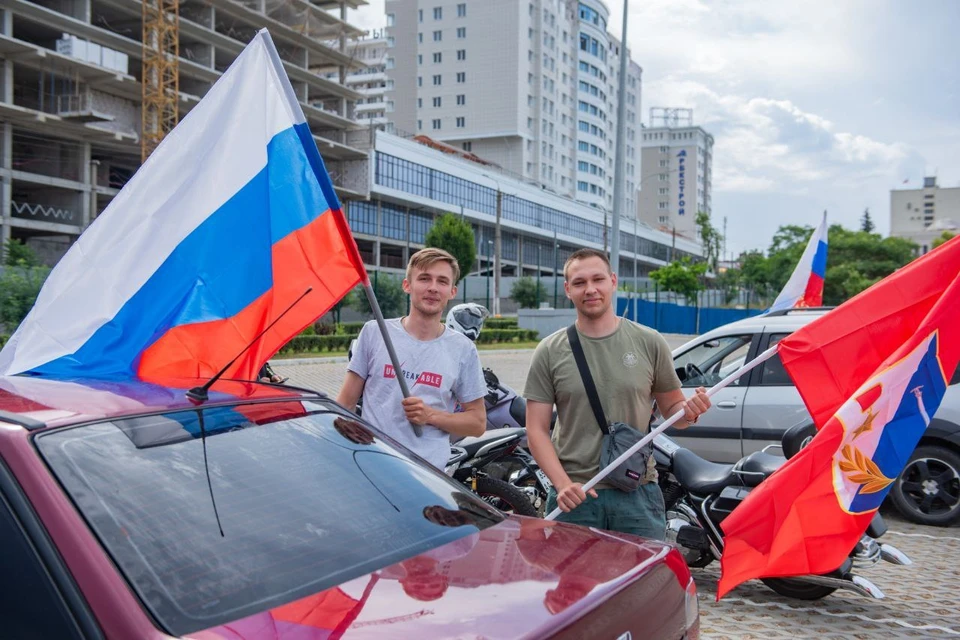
[[650, 258, 707, 304], [346, 273, 407, 319], [424, 213, 476, 283], [3, 238, 40, 267], [0, 265, 50, 330], [695, 211, 723, 272], [739, 250, 772, 301], [860, 208, 875, 233], [510, 276, 547, 309], [932, 231, 956, 249], [714, 266, 742, 304], [763, 222, 917, 305]]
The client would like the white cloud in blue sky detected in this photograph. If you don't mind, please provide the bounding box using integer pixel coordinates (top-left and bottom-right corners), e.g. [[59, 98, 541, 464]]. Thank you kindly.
[[345, 0, 959, 255]]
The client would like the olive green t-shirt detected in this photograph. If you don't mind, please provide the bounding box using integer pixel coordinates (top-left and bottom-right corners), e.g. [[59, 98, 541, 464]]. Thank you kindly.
[[524, 320, 681, 485]]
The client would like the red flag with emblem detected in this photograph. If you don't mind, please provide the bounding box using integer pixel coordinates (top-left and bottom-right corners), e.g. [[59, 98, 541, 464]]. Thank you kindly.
[[717, 236, 960, 599]]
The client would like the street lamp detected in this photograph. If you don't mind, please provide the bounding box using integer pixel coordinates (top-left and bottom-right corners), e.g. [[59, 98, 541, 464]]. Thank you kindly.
[[485, 239, 493, 310], [535, 243, 542, 307], [553, 230, 559, 309]]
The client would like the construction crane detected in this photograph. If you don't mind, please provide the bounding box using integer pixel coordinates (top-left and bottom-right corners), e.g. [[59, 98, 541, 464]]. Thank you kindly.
[[141, 0, 179, 162]]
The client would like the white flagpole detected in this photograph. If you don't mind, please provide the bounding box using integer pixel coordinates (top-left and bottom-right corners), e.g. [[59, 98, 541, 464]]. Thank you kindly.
[[545, 344, 779, 520]]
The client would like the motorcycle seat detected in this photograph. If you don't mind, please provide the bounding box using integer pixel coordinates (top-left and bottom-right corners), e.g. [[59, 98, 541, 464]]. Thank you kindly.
[[736, 450, 785, 477], [457, 427, 525, 458], [672, 448, 739, 495], [509, 396, 527, 427]]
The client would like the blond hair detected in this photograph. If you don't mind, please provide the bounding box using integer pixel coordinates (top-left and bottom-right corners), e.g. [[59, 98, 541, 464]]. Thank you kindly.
[[406, 247, 461, 282]]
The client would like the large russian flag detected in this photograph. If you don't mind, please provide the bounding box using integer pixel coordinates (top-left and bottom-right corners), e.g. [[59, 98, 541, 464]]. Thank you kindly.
[[769, 212, 828, 312], [0, 30, 365, 382]]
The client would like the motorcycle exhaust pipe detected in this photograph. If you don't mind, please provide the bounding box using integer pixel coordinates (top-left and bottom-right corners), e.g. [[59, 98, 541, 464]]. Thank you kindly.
[[879, 543, 912, 566], [782, 573, 886, 599]]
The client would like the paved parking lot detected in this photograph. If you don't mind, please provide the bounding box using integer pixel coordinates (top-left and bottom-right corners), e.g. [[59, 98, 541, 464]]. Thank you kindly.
[[273, 344, 960, 639]]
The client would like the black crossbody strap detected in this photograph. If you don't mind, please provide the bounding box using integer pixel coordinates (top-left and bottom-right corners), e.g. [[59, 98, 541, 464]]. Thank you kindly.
[[566, 325, 609, 435]]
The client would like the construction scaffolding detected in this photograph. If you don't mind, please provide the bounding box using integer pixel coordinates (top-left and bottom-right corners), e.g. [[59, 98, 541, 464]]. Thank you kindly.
[[141, 0, 179, 161]]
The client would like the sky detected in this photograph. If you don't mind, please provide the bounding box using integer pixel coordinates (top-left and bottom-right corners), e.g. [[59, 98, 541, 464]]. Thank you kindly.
[[344, 0, 960, 256]]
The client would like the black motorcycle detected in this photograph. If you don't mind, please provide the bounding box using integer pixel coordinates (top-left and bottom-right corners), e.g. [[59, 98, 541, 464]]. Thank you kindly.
[[655, 423, 912, 600], [447, 427, 539, 517]]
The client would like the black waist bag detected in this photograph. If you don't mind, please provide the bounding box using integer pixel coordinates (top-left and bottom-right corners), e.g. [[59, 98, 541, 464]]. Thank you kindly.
[[567, 325, 650, 493]]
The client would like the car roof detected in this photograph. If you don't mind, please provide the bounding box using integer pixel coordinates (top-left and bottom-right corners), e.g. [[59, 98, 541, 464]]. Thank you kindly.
[[701, 308, 830, 337], [0, 375, 323, 432]]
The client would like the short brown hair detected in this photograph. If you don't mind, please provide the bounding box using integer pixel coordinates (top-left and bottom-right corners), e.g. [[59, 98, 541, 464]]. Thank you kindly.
[[406, 247, 460, 282], [563, 248, 611, 280]]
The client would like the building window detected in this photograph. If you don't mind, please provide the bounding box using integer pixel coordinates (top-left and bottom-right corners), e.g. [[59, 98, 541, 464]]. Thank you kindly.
[[659, 159, 668, 167], [433, 30, 442, 41], [417, 54, 422, 65], [417, 76, 422, 86], [433, 74, 442, 85], [456, 72, 466, 83], [433, 96, 441, 107], [418, 9, 423, 22], [417, 98, 422, 108], [417, 119, 422, 130], [433, 52, 442, 63], [433, 6, 442, 20], [418, 32, 423, 43], [456, 116, 465, 128], [456, 94, 466, 105], [457, 49, 466, 61], [658, 202, 668, 210], [432, 119, 441, 130], [457, 26, 466, 38], [386, 13, 395, 27], [462, 141, 472, 151], [457, 3, 466, 17]]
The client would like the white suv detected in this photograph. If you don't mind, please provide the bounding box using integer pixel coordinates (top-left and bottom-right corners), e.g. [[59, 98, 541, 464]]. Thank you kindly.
[[666, 307, 960, 527]]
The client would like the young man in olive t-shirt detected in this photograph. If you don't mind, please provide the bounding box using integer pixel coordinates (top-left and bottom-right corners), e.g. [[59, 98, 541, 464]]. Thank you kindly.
[[524, 248, 711, 539]]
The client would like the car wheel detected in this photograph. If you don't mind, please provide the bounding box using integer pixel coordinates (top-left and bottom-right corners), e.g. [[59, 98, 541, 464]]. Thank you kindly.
[[890, 445, 960, 526]]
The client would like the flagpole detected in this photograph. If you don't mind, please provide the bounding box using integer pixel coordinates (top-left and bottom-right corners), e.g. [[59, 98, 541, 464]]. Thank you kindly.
[[362, 280, 423, 437], [545, 344, 779, 520]]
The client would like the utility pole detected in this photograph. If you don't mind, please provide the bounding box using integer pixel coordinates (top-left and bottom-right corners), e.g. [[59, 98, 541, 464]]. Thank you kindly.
[[610, 0, 629, 278], [493, 190, 502, 316]]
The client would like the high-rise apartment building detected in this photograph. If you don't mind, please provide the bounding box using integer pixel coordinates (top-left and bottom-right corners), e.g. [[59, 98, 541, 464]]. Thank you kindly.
[[385, 0, 642, 216], [637, 107, 713, 240], [341, 30, 392, 127], [890, 176, 960, 254]]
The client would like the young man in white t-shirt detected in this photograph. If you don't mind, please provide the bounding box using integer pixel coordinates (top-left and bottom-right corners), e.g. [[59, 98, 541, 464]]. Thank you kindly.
[[336, 248, 487, 468]]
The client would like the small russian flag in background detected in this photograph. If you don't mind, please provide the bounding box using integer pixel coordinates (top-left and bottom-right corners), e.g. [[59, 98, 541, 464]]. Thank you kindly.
[[0, 30, 366, 382], [769, 211, 828, 313]]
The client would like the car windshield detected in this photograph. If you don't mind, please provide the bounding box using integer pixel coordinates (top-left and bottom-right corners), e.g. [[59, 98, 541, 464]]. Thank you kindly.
[[674, 335, 753, 387], [37, 399, 503, 636]]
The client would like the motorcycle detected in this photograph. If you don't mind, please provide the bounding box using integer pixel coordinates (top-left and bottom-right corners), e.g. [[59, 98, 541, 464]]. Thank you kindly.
[[655, 423, 912, 600], [446, 427, 539, 517]]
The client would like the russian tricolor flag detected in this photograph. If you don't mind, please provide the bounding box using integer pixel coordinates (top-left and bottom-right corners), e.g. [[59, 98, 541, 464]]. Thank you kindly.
[[769, 212, 828, 312], [0, 30, 366, 382]]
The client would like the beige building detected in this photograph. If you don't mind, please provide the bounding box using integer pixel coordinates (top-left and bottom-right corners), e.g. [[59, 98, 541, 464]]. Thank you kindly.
[[637, 108, 713, 241], [890, 176, 960, 254], [383, 0, 643, 217]]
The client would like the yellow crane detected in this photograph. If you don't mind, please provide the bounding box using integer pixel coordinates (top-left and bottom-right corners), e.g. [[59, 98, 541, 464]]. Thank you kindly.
[[141, 0, 179, 162]]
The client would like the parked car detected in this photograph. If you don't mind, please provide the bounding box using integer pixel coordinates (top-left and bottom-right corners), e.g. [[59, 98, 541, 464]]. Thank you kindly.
[[665, 307, 960, 527], [0, 375, 700, 639]]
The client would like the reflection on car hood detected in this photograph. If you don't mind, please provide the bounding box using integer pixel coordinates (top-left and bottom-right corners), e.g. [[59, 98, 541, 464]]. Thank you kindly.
[[191, 517, 690, 640]]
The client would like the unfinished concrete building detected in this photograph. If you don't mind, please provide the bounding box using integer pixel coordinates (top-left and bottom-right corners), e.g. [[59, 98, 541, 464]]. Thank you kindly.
[[0, 0, 370, 264]]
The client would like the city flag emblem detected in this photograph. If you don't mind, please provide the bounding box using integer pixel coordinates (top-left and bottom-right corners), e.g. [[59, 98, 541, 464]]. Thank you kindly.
[[830, 332, 948, 515]]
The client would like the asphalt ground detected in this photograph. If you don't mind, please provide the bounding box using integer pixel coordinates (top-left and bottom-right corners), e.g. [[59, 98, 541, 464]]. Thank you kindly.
[[273, 341, 960, 639]]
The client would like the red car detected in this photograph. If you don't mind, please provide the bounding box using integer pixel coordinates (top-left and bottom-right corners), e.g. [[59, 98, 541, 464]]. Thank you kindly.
[[0, 376, 699, 639]]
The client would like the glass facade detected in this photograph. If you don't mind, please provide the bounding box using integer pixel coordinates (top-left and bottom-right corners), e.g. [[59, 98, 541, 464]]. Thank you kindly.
[[371, 152, 693, 264]]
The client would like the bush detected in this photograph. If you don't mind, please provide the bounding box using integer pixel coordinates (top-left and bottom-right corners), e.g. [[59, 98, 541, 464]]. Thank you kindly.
[[0, 265, 50, 331], [510, 277, 548, 309], [485, 317, 519, 329], [278, 334, 358, 354], [0, 335, 7, 350], [476, 328, 539, 344]]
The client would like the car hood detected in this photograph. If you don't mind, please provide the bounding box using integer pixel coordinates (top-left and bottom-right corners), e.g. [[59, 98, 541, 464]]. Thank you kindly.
[[190, 516, 689, 640]]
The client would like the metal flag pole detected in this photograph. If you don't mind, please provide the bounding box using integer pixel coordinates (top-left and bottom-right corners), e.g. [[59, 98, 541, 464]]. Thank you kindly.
[[545, 344, 779, 520], [362, 278, 423, 437]]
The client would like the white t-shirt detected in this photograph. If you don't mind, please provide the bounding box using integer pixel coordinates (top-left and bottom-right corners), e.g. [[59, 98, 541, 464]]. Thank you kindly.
[[347, 318, 487, 469]]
